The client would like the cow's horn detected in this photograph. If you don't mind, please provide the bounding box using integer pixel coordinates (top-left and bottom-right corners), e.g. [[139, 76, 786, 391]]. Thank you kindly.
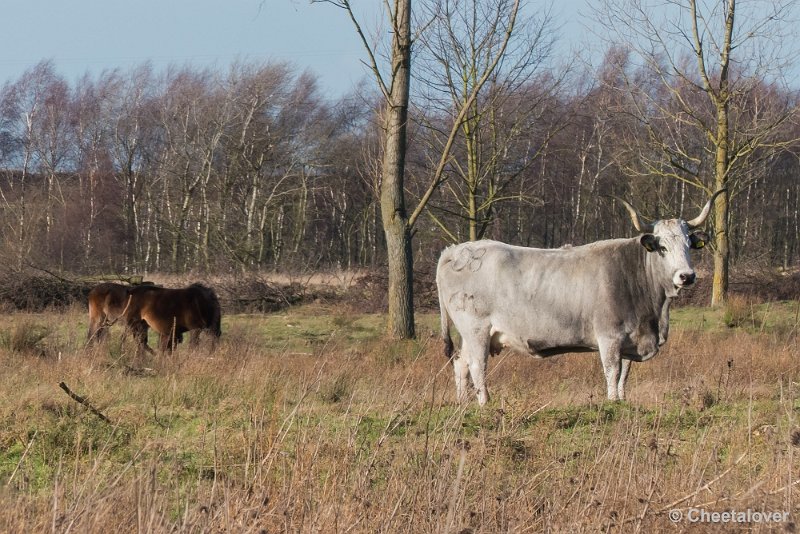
[[616, 197, 655, 233], [687, 189, 727, 229]]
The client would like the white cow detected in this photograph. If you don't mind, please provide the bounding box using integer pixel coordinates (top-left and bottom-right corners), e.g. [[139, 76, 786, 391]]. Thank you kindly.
[[436, 191, 724, 405]]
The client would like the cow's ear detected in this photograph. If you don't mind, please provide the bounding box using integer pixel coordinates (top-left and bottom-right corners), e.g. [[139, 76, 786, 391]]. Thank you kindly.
[[640, 234, 659, 252], [690, 231, 709, 249]]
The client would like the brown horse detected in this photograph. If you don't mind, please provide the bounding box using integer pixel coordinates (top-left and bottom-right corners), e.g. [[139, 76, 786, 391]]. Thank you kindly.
[[86, 282, 149, 348], [126, 283, 222, 352]]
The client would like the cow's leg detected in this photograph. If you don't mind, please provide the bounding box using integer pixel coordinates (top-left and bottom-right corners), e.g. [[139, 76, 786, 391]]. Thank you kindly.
[[617, 358, 632, 400], [451, 351, 471, 402], [469, 353, 490, 406], [598, 338, 623, 401], [462, 328, 491, 406]]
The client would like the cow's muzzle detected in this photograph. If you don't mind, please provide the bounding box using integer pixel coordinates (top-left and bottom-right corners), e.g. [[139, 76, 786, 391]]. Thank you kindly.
[[678, 272, 696, 286]]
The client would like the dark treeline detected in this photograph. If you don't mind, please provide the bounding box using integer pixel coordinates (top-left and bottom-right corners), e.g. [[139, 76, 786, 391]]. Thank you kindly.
[[0, 58, 798, 276]]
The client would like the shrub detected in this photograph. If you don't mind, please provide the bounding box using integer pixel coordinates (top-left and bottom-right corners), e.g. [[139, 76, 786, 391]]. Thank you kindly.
[[722, 294, 754, 328], [0, 320, 51, 356]]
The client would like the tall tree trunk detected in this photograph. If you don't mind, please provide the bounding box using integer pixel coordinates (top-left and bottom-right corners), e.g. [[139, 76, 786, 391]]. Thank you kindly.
[[711, 184, 729, 306], [382, 0, 415, 339], [711, 62, 731, 306]]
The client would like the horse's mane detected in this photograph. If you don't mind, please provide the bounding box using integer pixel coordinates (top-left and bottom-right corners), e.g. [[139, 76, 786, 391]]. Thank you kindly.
[[188, 283, 219, 303]]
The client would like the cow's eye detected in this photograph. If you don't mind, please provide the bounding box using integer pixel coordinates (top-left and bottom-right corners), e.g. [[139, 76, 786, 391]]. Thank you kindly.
[[659, 245, 667, 253]]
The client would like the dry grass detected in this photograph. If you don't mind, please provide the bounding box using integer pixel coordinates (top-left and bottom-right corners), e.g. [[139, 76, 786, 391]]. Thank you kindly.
[[0, 305, 799, 532]]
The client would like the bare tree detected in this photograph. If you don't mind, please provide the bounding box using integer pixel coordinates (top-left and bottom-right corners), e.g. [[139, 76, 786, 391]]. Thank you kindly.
[[72, 74, 105, 265], [318, 0, 534, 337], [316, 0, 416, 338], [217, 63, 324, 270], [107, 65, 159, 270], [0, 61, 64, 269], [414, 0, 563, 242], [595, 0, 800, 305], [31, 73, 72, 255]]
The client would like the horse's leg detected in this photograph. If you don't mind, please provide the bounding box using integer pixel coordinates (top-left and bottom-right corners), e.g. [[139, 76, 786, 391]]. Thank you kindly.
[[87, 310, 107, 345], [86, 317, 99, 344], [127, 317, 153, 356], [134, 320, 153, 355], [168, 318, 178, 350], [159, 329, 183, 353], [189, 329, 201, 347], [159, 333, 171, 353], [208, 329, 221, 352]]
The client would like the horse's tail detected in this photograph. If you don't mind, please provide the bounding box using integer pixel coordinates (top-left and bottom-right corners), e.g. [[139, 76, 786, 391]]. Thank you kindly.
[[193, 284, 222, 337], [209, 289, 222, 338]]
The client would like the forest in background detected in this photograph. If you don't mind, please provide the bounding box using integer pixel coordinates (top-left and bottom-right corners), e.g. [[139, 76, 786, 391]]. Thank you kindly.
[[0, 5, 799, 284]]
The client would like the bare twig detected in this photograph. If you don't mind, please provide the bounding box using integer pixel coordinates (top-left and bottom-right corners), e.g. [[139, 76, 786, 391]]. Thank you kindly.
[[768, 477, 800, 496], [152, 400, 168, 429], [8, 430, 38, 484], [444, 447, 468, 532], [657, 453, 747, 513], [617, 454, 746, 526], [25, 263, 73, 283], [58, 382, 113, 424]]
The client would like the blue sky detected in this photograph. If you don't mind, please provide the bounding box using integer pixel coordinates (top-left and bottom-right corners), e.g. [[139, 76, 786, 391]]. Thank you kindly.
[[1, 0, 588, 96]]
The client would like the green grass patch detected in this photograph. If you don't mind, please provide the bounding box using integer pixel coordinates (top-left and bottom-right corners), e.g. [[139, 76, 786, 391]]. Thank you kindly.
[[671, 300, 800, 338]]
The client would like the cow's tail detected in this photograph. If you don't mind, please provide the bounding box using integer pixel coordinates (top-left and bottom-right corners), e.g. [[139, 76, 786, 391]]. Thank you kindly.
[[437, 254, 455, 361], [441, 303, 454, 360]]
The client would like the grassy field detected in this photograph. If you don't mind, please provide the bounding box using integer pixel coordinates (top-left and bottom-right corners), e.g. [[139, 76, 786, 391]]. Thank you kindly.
[[0, 300, 799, 532]]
